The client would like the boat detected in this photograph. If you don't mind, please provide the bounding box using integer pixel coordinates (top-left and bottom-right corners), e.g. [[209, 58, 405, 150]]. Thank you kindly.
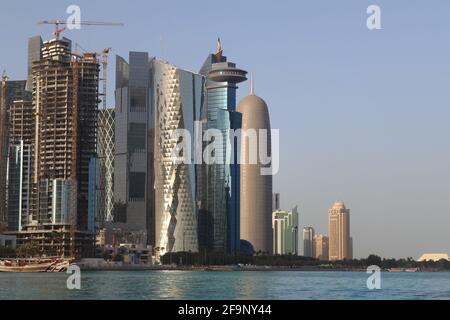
[[0, 258, 71, 273]]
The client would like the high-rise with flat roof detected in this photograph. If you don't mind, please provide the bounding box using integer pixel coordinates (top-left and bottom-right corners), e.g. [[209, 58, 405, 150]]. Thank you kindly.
[[314, 234, 329, 261], [328, 201, 352, 261], [114, 52, 153, 246], [272, 206, 299, 255], [303, 226, 315, 257]]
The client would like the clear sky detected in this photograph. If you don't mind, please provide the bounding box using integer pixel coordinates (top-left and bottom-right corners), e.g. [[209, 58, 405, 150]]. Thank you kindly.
[[1, 0, 449, 259]]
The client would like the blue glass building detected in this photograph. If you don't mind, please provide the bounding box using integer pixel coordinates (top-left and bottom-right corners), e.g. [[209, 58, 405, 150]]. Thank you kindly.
[[199, 40, 247, 253]]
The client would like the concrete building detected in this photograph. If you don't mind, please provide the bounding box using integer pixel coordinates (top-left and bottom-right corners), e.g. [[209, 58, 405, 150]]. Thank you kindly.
[[314, 234, 329, 261], [198, 39, 246, 253], [303, 227, 315, 257], [0, 234, 16, 248], [328, 201, 352, 261], [272, 206, 299, 255], [4, 36, 100, 257], [153, 59, 202, 255], [237, 80, 273, 254]]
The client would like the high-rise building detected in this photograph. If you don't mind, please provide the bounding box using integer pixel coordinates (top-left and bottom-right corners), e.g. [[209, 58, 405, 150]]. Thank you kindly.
[[26, 36, 43, 92], [328, 201, 352, 261], [5, 36, 99, 257], [272, 193, 281, 212], [97, 108, 115, 224], [238, 82, 273, 254], [153, 59, 202, 255], [7, 100, 34, 231], [198, 39, 247, 253], [0, 77, 29, 225], [314, 234, 329, 261], [303, 226, 315, 257], [114, 52, 153, 246], [272, 206, 299, 255], [32, 37, 99, 231]]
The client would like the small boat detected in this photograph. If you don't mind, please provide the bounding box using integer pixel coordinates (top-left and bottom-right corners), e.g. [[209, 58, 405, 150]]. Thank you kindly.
[[0, 258, 68, 273]]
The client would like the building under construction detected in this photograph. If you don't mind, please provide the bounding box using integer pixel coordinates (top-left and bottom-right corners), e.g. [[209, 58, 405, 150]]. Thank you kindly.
[[0, 77, 29, 226], [5, 36, 100, 257]]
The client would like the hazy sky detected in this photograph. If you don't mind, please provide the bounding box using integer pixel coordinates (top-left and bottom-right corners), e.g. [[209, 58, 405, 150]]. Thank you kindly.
[[1, 0, 449, 259]]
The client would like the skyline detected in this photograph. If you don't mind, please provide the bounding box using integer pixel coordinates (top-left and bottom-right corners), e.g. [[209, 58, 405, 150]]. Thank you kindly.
[[1, 0, 450, 259]]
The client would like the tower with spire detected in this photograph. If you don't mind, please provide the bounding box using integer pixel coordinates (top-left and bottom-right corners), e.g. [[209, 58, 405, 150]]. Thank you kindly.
[[198, 39, 247, 254], [237, 74, 273, 254]]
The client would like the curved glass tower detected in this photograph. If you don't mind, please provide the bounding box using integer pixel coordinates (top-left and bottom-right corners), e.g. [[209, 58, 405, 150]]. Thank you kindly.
[[199, 39, 247, 253]]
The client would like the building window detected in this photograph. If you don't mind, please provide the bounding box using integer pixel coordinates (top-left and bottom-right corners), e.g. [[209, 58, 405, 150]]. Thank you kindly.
[[129, 172, 145, 201], [128, 123, 146, 153], [130, 86, 147, 112]]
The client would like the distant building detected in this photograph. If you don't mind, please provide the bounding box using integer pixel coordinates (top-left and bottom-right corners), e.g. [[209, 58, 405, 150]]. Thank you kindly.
[[272, 193, 281, 212], [314, 234, 329, 261], [303, 227, 315, 257], [418, 253, 449, 262], [272, 206, 299, 255], [328, 201, 352, 261]]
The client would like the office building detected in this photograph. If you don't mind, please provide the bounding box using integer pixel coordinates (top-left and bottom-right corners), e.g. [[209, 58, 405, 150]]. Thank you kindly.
[[314, 234, 329, 261], [0, 77, 29, 225], [198, 39, 247, 253], [328, 201, 352, 261], [97, 108, 115, 224], [114, 52, 153, 246], [153, 59, 202, 255], [272, 206, 299, 255], [303, 227, 315, 257], [238, 81, 273, 254]]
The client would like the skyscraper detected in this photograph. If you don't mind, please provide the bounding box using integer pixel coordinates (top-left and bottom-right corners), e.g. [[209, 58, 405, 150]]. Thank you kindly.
[[272, 206, 299, 255], [7, 100, 34, 231], [314, 234, 329, 261], [272, 193, 281, 212], [153, 59, 202, 255], [237, 80, 273, 254], [303, 227, 315, 257], [328, 201, 352, 261], [198, 39, 247, 253], [97, 108, 115, 224], [114, 52, 153, 246], [0, 77, 29, 225]]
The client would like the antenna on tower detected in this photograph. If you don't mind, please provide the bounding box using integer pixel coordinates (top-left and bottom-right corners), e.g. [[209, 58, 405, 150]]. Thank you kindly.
[[159, 35, 164, 61], [250, 72, 254, 95]]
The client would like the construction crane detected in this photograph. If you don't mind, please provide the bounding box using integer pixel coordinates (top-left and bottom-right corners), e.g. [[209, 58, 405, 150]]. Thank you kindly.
[[36, 20, 124, 40]]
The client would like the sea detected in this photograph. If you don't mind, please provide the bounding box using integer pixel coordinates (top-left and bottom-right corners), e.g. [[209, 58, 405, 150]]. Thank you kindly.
[[0, 271, 449, 300]]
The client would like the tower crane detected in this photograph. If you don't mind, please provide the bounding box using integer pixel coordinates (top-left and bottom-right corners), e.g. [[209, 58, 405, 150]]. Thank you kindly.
[[36, 20, 124, 40]]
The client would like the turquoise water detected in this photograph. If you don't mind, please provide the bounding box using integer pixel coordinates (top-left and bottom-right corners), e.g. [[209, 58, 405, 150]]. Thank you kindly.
[[0, 271, 449, 300]]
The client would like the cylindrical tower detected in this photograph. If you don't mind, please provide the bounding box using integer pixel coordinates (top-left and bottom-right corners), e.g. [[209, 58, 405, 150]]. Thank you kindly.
[[237, 84, 273, 254]]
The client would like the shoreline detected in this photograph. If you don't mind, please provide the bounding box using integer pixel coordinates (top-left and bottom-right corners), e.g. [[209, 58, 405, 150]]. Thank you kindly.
[[76, 265, 447, 272]]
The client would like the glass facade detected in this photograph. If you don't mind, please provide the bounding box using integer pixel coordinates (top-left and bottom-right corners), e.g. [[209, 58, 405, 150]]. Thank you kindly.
[[199, 53, 245, 254]]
